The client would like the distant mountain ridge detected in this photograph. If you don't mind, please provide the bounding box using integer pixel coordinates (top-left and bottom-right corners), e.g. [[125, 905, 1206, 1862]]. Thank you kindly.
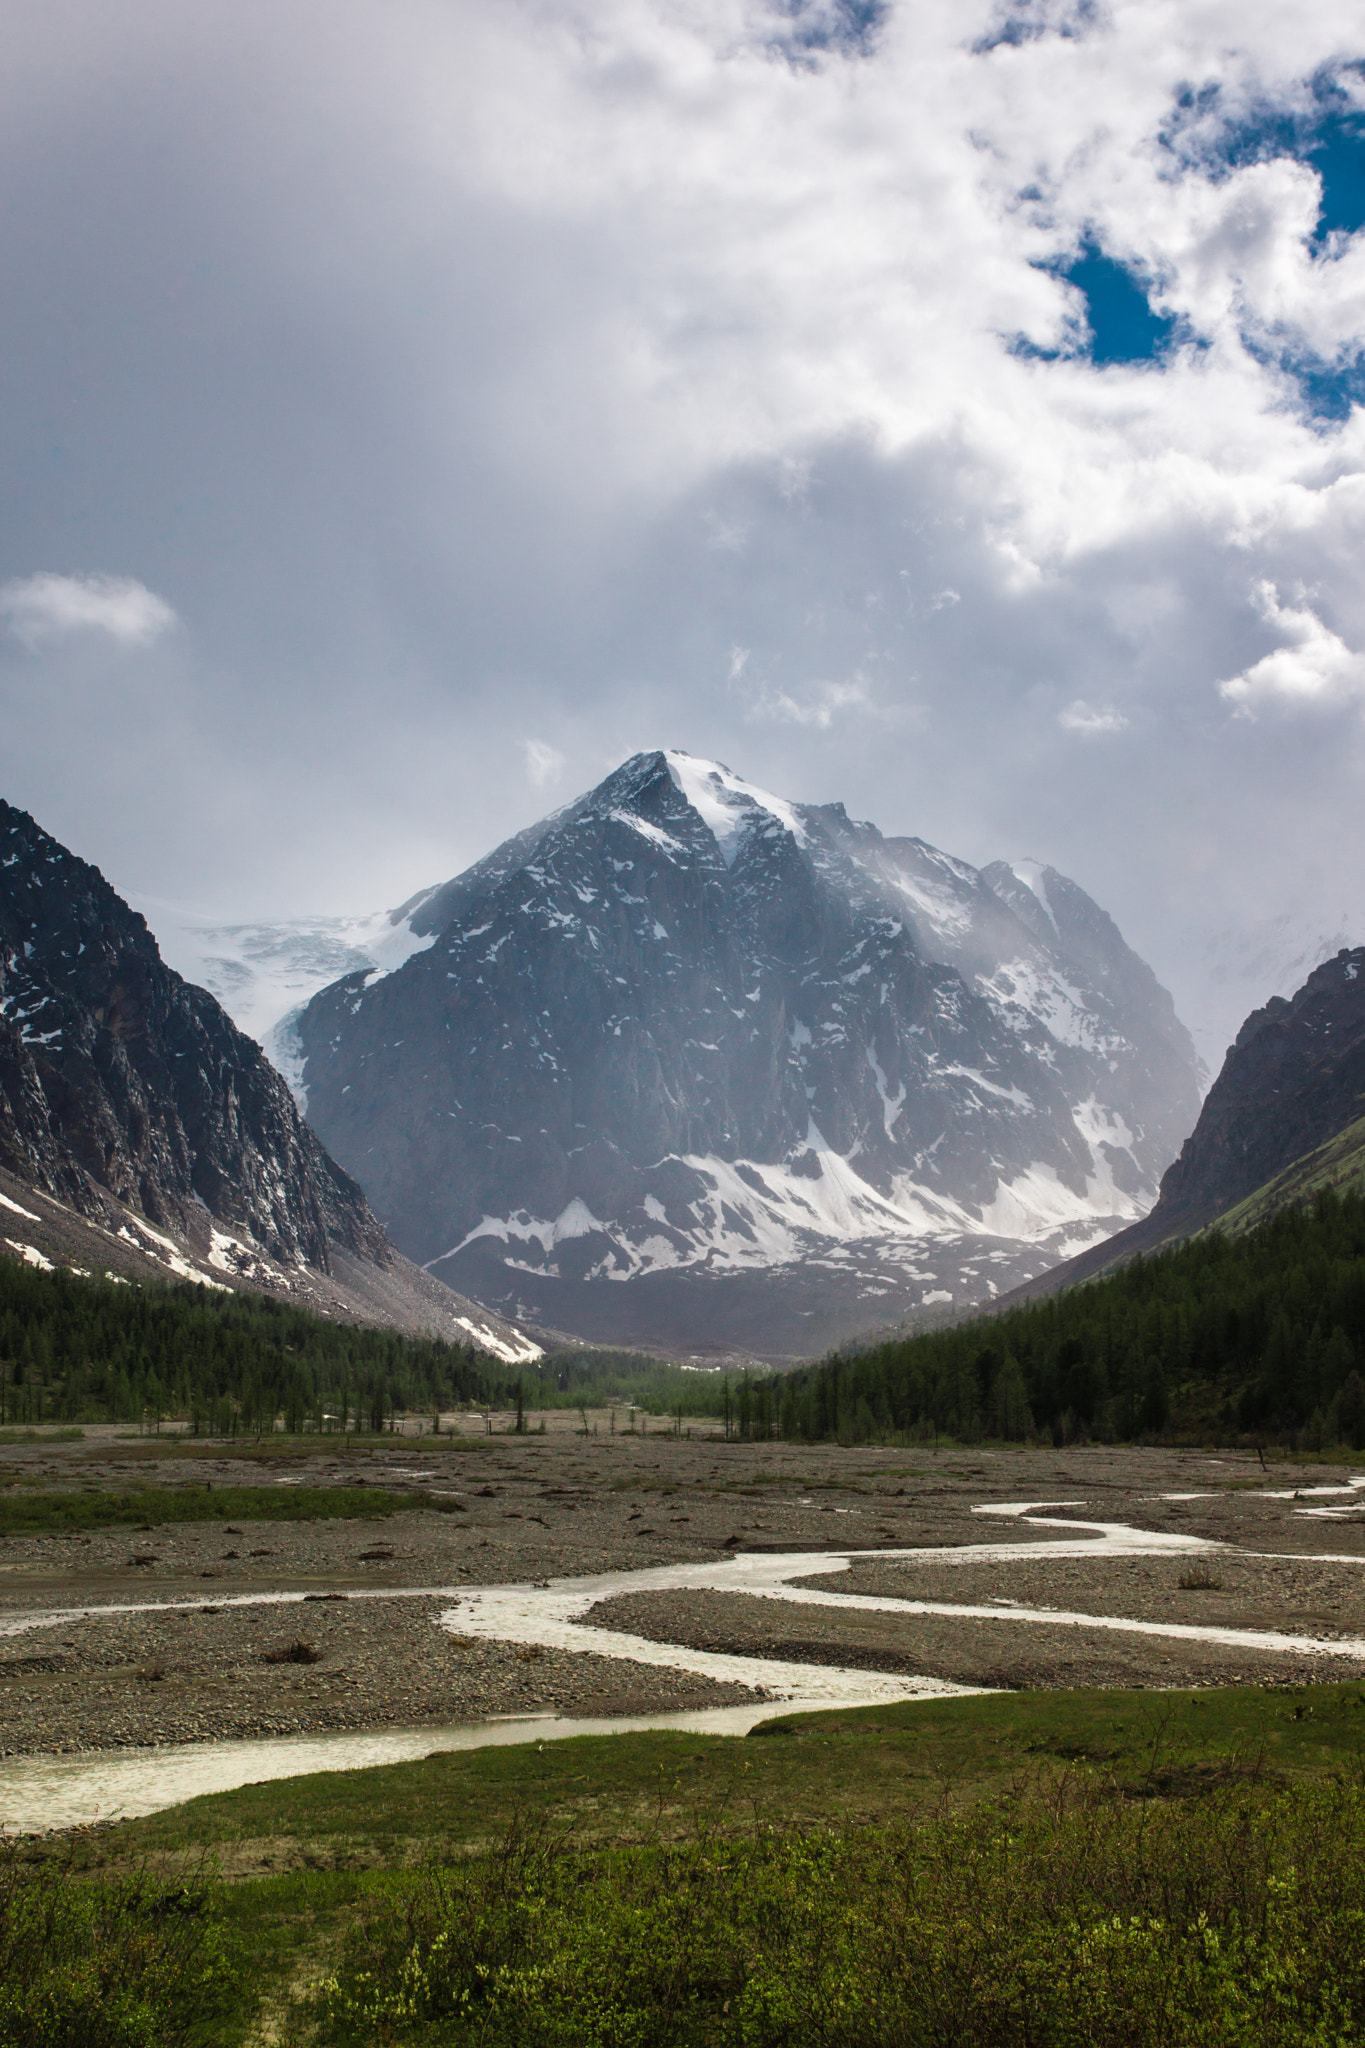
[[0, 799, 544, 1362], [1002, 944, 1365, 1301], [296, 750, 1202, 1357]]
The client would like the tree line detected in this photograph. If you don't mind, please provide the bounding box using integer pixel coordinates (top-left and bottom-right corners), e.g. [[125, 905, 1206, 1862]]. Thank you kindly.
[[764, 1185, 1365, 1448], [0, 1260, 510, 1432]]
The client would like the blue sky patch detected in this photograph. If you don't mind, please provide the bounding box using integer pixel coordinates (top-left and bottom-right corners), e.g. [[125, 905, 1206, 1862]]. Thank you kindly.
[[1061, 244, 1176, 364], [767, 0, 887, 59], [1016, 241, 1175, 367], [1247, 340, 1365, 424], [1303, 114, 1365, 239]]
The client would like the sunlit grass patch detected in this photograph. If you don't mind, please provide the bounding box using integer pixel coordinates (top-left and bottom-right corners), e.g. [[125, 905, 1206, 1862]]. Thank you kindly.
[[0, 1484, 462, 1537]]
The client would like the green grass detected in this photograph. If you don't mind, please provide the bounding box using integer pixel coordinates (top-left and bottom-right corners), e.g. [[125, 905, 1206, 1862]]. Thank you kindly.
[[1214, 1112, 1365, 1240], [63, 1682, 1365, 1882], [25, 1685, 1365, 2046], [9, 1683, 1365, 2044], [0, 1428, 84, 1445], [0, 1484, 466, 1538], [68, 1434, 481, 1462]]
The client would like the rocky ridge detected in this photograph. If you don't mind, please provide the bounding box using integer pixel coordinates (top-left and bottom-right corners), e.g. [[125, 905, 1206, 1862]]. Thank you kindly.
[[0, 800, 544, 1359], [1005, 945, 1365, 1300]]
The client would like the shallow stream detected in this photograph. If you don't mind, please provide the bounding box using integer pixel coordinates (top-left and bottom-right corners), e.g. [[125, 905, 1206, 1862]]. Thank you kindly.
[[5, 1501, 1364, 1835]]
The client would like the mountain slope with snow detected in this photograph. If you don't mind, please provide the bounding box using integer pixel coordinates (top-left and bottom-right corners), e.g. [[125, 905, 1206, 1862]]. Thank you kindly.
[[999, 943, 1365, 1305], [126, 897, 440, 1105], [296, 751, 1202, 1357]]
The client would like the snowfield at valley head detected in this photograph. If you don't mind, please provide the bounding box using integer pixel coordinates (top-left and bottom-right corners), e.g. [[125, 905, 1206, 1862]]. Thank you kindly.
[[283, 751, 1202, 1357]]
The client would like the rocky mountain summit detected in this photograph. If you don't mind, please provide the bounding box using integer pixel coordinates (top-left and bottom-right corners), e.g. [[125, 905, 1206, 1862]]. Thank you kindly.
[[297, 751, 1201, 1356], [1159, 948, 1365, 1222], [0, 799, 544, 1359]]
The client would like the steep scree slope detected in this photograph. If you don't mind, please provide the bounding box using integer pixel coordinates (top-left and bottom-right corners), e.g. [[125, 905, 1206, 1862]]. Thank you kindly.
[[297, 752, 1201, 1356]]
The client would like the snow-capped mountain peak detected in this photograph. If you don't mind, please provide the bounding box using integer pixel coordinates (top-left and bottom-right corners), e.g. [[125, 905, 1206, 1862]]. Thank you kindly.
[[292, 749, 1202, 1358], [664, 750, 810, 866]]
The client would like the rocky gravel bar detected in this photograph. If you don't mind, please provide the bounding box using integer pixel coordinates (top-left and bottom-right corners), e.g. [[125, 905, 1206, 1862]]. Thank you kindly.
[[5, 1432, 1365, 1757]]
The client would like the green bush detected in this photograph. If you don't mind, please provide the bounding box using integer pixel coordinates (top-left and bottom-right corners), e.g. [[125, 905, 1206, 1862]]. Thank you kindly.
[[0, 1859, 242, 2048], [307, 1778, 1365, 2046]]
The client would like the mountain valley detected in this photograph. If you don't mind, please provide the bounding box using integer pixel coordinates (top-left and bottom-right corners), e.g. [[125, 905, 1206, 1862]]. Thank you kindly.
[[0, 800, 544, 1364]]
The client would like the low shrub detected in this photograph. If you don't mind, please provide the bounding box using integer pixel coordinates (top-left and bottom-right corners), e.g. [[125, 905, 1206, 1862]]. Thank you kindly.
[[308, 1777, 1365, 2046], [0, 1858, 241, 2048], [0, 1485, 451, 1538]]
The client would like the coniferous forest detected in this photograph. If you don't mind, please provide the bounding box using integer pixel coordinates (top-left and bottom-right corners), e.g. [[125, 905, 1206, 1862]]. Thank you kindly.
[[773, 1186, 1365, 1449], [0, 1260, 728, 1431], [0, 1261, 509, 1432], [6, 1182, 1365, 1446]]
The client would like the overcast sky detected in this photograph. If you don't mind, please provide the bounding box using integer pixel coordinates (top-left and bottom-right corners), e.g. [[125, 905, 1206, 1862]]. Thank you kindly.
[[3, 0, 1365, 1064]]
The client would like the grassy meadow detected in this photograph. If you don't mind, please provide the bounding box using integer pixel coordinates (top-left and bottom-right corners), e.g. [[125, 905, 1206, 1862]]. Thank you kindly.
[[10, 1681, 1365, 2044]]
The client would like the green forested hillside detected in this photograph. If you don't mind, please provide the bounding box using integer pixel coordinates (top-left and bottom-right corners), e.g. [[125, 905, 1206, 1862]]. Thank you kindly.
[[0, 1260, 507, 1430], [0, 1259, 728, 1431], [775, 1185, 1365, 1448]]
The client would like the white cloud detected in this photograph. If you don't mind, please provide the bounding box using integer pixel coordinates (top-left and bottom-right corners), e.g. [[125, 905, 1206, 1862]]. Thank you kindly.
[[746, 676, 875, 729], [7, 0, 1365, 1068], [0, 573, 177, 650], [1218, 582, 1365, 714], [1059, 700, 1130, 735], [521, 737, 566, 787]]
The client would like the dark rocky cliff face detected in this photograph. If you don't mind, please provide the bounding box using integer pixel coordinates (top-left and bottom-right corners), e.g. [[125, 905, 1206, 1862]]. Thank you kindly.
[[0, 799, 388, 1271], [298, 752, 1201, 1356], [1001, 946, 1365, 1304], [1156, 947, 1365, 1222]]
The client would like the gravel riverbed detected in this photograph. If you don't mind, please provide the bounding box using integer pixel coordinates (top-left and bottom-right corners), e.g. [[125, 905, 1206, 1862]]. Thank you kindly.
[[580, 1587, 1361, 1693], [5, 1434, 1365, 1759]]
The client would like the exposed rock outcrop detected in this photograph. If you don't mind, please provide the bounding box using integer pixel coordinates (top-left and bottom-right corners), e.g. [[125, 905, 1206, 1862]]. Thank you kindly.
[[0, 799, 547, 1360], [1004, 945, 1365, 1300]]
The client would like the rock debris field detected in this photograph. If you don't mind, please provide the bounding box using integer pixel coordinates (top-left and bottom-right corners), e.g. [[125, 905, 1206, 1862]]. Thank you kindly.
[[4, 1430, 1365, 1760]]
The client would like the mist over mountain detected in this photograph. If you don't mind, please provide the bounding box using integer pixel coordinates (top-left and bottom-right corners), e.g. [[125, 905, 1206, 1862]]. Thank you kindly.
[[296, 751, 1202, 1357]]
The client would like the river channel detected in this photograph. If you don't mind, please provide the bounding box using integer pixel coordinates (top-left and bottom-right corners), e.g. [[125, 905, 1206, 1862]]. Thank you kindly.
[[5, 1501, 1364, 1834]]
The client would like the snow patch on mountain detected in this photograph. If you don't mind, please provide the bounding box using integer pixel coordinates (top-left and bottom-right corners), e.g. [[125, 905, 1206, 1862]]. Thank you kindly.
[[132, 896, 440, 1105], [1009, 861, 1060, 932], [450, 1316, 544, 1366], [665, 750, 808, 865], [885, 867, 975, 947], [116, 1220, 230, 1290], [438, 1091, 1147, 1296], [6, 1239, 55, 1272]]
